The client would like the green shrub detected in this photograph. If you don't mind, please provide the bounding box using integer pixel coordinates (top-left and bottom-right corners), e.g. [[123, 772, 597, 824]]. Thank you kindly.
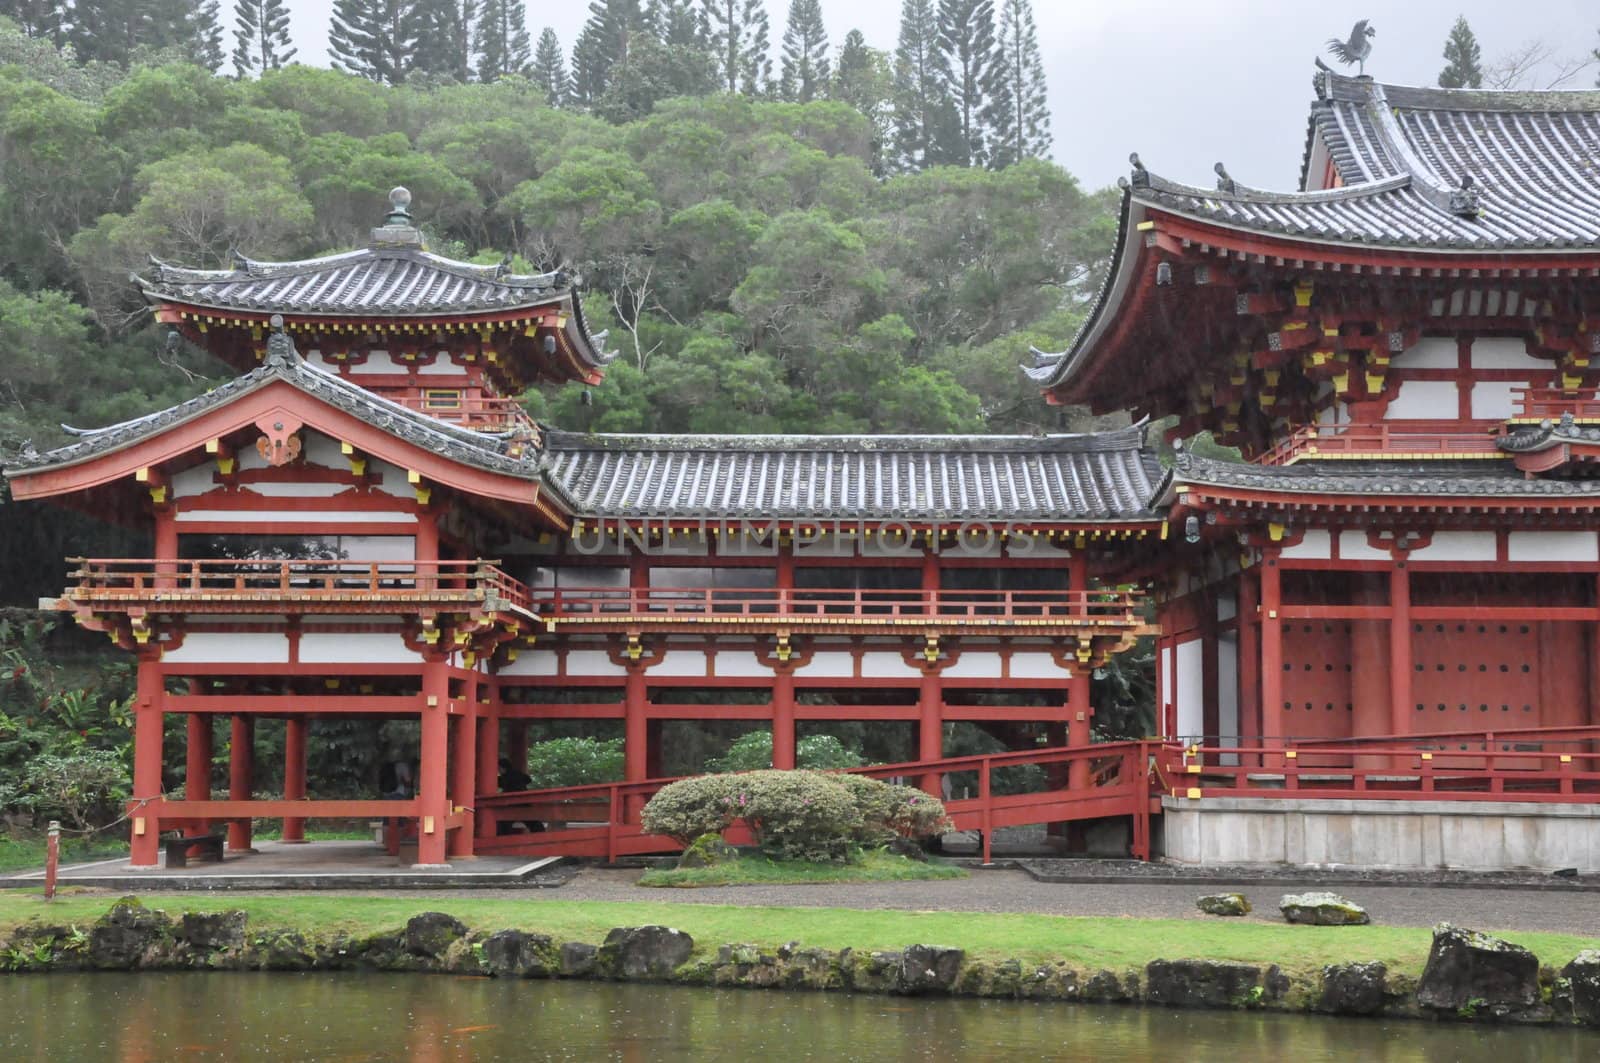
[[706, 730, 866, 773], [524, 737, 624, 788], [0, 749, 129, 832], [832, 773, 950, 842], [733, 770, 862, 862], [639, 773, 744, 844]]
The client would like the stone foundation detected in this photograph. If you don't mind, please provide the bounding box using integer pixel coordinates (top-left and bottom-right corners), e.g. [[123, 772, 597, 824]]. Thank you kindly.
[[1160, 797, 1600, 872]]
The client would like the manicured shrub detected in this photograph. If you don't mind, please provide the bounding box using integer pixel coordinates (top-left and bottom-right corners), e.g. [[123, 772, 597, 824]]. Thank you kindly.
[[639, 773, 744, 844], [832, 773, 950, 842], [735, 770, 862, 862]]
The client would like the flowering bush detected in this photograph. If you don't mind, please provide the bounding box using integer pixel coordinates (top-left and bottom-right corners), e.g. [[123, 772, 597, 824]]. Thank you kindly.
[[638, 774, 744, 844], [833, 773, 951, 842]]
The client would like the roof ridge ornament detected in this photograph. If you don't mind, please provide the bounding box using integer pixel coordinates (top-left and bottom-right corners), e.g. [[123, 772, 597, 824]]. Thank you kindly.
[[1214, 162, 1236, 194], [263, 314, 299, 370], [1326, 19, 1375, 77], [371, 186, 424, 249], [1128, 153, 1150, 190], [1449, 174, 1481, 218]]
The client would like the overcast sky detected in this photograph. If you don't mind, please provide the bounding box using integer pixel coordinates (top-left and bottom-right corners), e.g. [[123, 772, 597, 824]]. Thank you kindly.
[[282, 1, 1599, 190]]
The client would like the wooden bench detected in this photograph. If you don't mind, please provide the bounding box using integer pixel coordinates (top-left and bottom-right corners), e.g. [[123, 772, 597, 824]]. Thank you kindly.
[[164, 833, 225, 868]]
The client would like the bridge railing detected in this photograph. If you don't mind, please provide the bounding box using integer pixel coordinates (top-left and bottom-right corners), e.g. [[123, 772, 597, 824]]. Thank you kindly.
[[476, 740, 1162, 864]]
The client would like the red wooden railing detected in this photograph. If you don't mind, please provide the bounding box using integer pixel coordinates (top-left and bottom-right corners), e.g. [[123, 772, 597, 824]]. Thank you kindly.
[[1256, 420, 1501, 466], [66, 558, 535, 613], [1514, 387, 1600, 422], [391, 393, 532, 431], [536, 586, 1146, 626], [476, 741, 1160, 865]]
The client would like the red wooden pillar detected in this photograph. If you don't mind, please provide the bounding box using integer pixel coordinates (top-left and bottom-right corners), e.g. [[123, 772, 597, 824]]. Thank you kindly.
[[1389, 561, 1412, 738], [772, 666, 796, 770], [918, 668, 943, 796], [416, 654, 450, 865], [623, 662, 648, 783], [508, 720, 529, 775], [447, 708, 477, 859], [1067, 552, 1092, 788], [415, 510, 439, 562], [1238, 569, 1261, 764], [129, 652, 165, 867], [153, 508, 177, 589], [1591, 574, 1600, 727], [227, 715, 254, 853], [281, 716, 308, 843], [1260, 550, 1283, 767], [184, 699, 212, 837], [475, 677, 500, 841]]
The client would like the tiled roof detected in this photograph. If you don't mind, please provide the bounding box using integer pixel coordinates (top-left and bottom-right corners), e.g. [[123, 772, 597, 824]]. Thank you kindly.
[[139, 247, 569, 316], [541, 426, 1163, 522], [4, 330, 553, 489], [1170, 452, 1600, 498]]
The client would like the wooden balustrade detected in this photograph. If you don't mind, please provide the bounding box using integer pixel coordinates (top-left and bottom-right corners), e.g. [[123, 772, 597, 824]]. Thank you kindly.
[[1256, 420, 1502, 466], [1513, 387, 1600, 423]]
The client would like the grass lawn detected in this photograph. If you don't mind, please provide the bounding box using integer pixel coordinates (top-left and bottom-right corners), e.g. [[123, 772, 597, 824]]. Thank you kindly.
[[638, 850, 966, 888], [0, 836, 127, 874], [2, 890, 1596, 981]]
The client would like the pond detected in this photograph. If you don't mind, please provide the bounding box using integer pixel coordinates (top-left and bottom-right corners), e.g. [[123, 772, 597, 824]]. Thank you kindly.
[[1, 974, 1594, 1061]]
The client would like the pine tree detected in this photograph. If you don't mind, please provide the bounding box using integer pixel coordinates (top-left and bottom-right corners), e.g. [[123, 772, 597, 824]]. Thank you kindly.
[[6, 0, 68, 44], [933, 0, 998, 167], [532, 26, 568, 103], [473, 0, 531, 80], [410, 0, 477, 82], [570, 0, 646, 107], [779, 0, 828, 102], [892, 0, 956, 171], [233, 0, 297, 78], [988, 0, 1049, 167], [330, 0, 419, 84], [190, 0, 227, 72], [1438, 15, 1483, 89], [833, 28, 872, 99], [67, 0, 192, 64], [648, 0, 704, 46], [702, 0, 771, 94]]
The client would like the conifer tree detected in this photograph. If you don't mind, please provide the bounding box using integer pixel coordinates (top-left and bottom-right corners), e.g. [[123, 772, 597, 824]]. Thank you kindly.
[[933, 0, 998, 167], [702, 0, 771, 94], [233, 0, 297, 78], [7, 0, 67, 45], [532, 26, 568, 103], [410, 0, 477, 82], [191, 0, 227, 72], [571, 0, 647, 106], [648, 0, 704, 46], [833, 27, 872, 100], [329, 0, 419, 84], [892, 0, 956, 171], [473, 0, 531, 80], [66, 0, 192, 64], [1438, 15, 1483, 89], [988, 0, 1049, 167], [779, 0, 828, 102]]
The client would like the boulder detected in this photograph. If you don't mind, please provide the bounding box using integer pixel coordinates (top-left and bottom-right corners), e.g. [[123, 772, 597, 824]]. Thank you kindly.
[[480, 930, 556, 978], [88, 898, 170, 969], [1196, 893, 1251, 917], [1564, 951, 1600, 1027], [599, 926, 694, 979], [405, 912, 467, 959], [677, 833, 738, 869], [179, 911, 247, 952], [255, 930, 315, 971], [559, 942, 598, 977], [1145, 960, 1263, 1009], [900, 945, 964, 994], [1320, 962, 1388, 1015], [1417, 924, 1539, 1015], [1279, 892, 1369, 926], [884, 836, 928, 862], [1083, 968, 1137, 1004], [847, 950, 902, 993]]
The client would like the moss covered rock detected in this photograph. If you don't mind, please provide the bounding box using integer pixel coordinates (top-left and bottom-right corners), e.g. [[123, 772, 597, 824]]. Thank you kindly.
[[1279, 892, 1369, 926], [1196, 893, 1251, 917]]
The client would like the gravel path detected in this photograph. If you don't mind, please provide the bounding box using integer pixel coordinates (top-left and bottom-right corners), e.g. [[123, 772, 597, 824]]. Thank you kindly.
[[525, 867, 1600, 937]]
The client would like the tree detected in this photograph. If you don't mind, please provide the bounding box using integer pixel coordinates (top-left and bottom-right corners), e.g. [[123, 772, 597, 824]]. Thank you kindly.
[[409, 0, 477, 82], [1593, 29, 1599, 87], [65, 0, 192, 65], [988, 0, 1048, 167], [831, 29, 892, 170], [1438, 15, 1483, 89], [778, 0, 828, 102], [933, 0, 997, 167], [328, 0, 418, 84], [891, 0, 955, 171], [702, 0, 770, 94], [649, 0, 705, 47], [190, 1, 227, 72], [474, 0, 531, 80], [233, 0, 297, 78], [531, 26, 567, 103], [1484, 38, 1594, 90], [570, 0, 646, 107], [4, 0, 68, 45]]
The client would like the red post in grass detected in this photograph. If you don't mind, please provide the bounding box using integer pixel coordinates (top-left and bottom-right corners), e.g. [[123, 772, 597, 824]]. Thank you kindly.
[[44, 821, 59, 901]]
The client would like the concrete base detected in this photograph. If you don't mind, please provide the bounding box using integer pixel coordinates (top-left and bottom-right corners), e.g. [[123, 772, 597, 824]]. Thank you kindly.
[[1160, 796, 1600, 872]]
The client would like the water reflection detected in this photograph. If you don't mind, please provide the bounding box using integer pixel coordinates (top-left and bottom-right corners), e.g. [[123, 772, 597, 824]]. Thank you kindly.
[[1, 974, 1594, 1062]]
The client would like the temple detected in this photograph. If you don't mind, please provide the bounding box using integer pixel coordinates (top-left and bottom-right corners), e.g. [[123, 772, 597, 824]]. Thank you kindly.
[[7, 64, 1600, 871]]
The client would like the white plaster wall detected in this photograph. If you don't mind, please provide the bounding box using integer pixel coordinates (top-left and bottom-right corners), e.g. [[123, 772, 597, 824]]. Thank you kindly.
[[1410, 531, 1496, 562], [348, 351, 402, 374], [366, 457, 416, 499], [1507, 531, 1599, 563], [650, 651, 709, 678], [1010, 652, 1063, 680], [1216, 592, 1237, 623], [564, 650, 626, 677], [791, 651, 855, 678], [171, 463, 217, 499], [1217, 632, 1239, 762], [1390, 337, 1459, 370], [940, 652, 1003, 679], [1471, 337, 1545, 370], [1279, 529, 1332, 561], [1386, 380, 1458, 420], [496, 652, 559, 677], [176, 510, 417, 524], [1160, 644, 1174, 737], [1470, 381, 1525, 420], [417, 354, 459, 375], [1175, 638, 1204, 740], [859, 651, 922, 679], [1338, 531, 1392, 561], [302, 434, 345, 469], [711, 652, 775, 678], [163, 632, 290, 664], [298, 632, 420, 664]]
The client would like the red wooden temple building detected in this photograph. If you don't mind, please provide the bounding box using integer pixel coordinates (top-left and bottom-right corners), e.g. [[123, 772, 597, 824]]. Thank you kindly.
[[7, 64, 1600, 871]]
